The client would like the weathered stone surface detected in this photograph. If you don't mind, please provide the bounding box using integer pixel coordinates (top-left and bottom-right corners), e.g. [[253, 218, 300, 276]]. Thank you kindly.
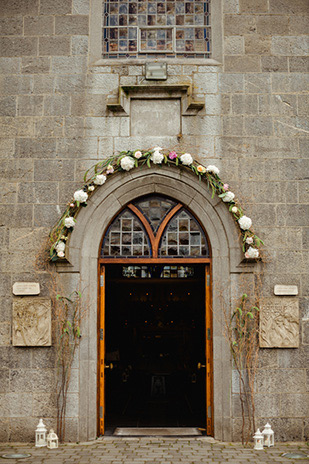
[[303, 319, 309, 345], [72, 35, 88, 55], [289, 56, 309, 72], [8, 392, 33, 417], [269, 0, 309, 14], [44, 95, 71, 116], [0, 18, 23, 36], [281, 393, 309, 417], [272, 36, 309, 56], [224, 36, 244, 55], [18, 182, 58, 204], [17, 96, 44, 116], [0, 96, 16, 117], [12, 298, 51, 346], [224, 55, 261, 73], [239, 0, 268, 13], [0, 37, 38, 57], [15, 137, 56, 158], [131, 99, 181, 137], [245, 35, 271, 55], [24, 15, 54, 36], [0, 0, 39, 17], [260, 298, 299, 348], [10, 368, 55, 392], [224, 15, 256, 36], [256, 368, 305, 393], [39, 37, 71, 56], [21, 57, 50, 74], [261, 56, 288, 72], [39, 0, 72, 15], [55, 15, 89, 35], [32, 392, 57, 417]]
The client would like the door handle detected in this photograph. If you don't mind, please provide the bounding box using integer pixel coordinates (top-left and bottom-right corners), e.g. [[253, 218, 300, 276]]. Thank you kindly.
[[197, 362, 206, 369], [105, 363, 114, 370]]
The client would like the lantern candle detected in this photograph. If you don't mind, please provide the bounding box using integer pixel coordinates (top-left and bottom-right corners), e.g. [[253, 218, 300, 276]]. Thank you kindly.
[[262, 423, 274, 447], [35, 419, 47, 447], [253, 428, 264, 450]]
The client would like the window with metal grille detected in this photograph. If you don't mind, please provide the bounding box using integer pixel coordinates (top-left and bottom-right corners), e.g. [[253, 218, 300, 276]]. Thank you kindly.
[[102, 0, 211, 58], [101, 196, 210, 258]]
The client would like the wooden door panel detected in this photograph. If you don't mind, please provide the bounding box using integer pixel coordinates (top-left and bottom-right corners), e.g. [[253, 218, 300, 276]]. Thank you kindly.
[[98, 266, 105, 435], [205, 264, 213, 435]]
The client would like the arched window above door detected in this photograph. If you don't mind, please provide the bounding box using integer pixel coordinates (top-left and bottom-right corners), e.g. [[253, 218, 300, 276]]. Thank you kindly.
[[101, 195, 210, 258]]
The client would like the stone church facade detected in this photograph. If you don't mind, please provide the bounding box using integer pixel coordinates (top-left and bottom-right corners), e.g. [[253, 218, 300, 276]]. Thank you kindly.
[[0, 0, 308, 443]]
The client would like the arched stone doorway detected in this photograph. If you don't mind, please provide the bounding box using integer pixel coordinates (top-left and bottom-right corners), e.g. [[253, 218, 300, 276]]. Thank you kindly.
[[98, 195, 213, 435], [56, 165, 255, 442]]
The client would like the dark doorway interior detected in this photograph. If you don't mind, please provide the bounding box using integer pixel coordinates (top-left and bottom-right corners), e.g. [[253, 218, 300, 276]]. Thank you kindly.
[[105, 264, 206, 430]]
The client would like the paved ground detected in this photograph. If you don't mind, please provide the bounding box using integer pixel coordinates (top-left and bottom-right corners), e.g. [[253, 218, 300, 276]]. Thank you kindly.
[[1, 438, 309, 463]]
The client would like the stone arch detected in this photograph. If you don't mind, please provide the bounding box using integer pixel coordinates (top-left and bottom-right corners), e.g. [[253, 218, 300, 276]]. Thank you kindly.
[[56, 165, 257, 442]]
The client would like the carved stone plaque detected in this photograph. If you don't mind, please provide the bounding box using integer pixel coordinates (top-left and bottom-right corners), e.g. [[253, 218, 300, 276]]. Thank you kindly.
[[12, 298, 51, 346], [13, 282, 40, 295], [274, 285, 298, 296], [259, 297, 299, 348]]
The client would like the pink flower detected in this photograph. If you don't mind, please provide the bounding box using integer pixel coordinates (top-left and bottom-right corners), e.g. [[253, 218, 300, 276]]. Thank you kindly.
[[223, 183, 229, 191], [106, 164, 114, 174], [69, 203, 75, 208], [134, 151, 142, 159], [169, 151, 177, 160]]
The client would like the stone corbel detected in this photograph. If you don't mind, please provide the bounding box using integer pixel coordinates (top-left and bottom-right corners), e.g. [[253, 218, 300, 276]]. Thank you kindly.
[[107, 84, 205, 116]]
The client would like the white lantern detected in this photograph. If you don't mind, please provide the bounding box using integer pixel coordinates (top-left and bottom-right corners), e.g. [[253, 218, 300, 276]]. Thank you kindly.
[[262, 423, 274, 447], [47, 429, 59, 449], [35, 419, 47, 447], [253, 428, 264, 450]]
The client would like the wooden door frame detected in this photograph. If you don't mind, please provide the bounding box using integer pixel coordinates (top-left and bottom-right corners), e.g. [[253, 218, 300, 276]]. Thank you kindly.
[[98, 259, 213, 436]]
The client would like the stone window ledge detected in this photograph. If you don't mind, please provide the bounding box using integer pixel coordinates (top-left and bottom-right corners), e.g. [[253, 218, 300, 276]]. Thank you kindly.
[[106, 83, 205, 116], [92, 58, 222, 67]]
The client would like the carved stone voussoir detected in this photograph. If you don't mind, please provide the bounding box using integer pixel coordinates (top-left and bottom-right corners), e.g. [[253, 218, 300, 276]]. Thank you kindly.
[[12, 298, 52, 347], [259, 297, 299, 348]]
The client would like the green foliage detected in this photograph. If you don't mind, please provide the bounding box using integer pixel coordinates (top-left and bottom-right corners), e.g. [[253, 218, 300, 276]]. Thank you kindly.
[[49, 149, 264, 262]]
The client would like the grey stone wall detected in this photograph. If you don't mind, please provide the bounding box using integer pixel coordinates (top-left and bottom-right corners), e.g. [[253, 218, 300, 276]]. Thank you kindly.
[[0, 0, 308, 442]]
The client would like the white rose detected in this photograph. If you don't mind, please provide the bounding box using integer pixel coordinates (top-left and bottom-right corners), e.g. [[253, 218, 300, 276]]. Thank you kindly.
[[88, 185, 95, 191], [231, 206, 238, 213], [222, 191, 235, 202], [180, 153, 193, 166], [134, 151, 142, 159], [73, 189, 88, 203], [245, 247, 259, 259], [94, 174, 106, 185], [246, 237, 254, 245], [238, 215, 252, 230], [206, 165, 220, 175], [57, 251, 65, 258], [56, 241, 66, 253], [64, 217, 75, 228], [151, 150, 164, 164], [120, 156, 135, 171]]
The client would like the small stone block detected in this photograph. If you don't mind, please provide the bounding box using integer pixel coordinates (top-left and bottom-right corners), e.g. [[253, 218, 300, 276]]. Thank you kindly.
[[260, 297, 299, 348], [274, 285, 298, 296], [12, 298, 51, 346], [13, 282, 40, 296]]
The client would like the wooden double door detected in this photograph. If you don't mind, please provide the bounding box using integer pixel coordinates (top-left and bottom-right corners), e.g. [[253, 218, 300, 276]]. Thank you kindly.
[[98, 262, 213, 435]]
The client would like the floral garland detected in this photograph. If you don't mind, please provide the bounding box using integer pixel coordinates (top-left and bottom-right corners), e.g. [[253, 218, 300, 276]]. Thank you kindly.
[[49, 148, 263, 262]]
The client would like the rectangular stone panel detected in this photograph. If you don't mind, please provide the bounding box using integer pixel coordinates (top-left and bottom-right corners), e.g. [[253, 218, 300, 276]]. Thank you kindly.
[[131, 99, 181, 136], [12, 298, 51, 346], [260, 297, 299, 348]]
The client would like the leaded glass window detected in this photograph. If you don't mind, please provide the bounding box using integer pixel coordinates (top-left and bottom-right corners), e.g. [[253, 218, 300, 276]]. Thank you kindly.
[[134, 196, 177, 232], [102, 0, 211, 58], [159, 209, 209, 257], [101, 196, 210, 258], [102, 209, 150, 256]]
